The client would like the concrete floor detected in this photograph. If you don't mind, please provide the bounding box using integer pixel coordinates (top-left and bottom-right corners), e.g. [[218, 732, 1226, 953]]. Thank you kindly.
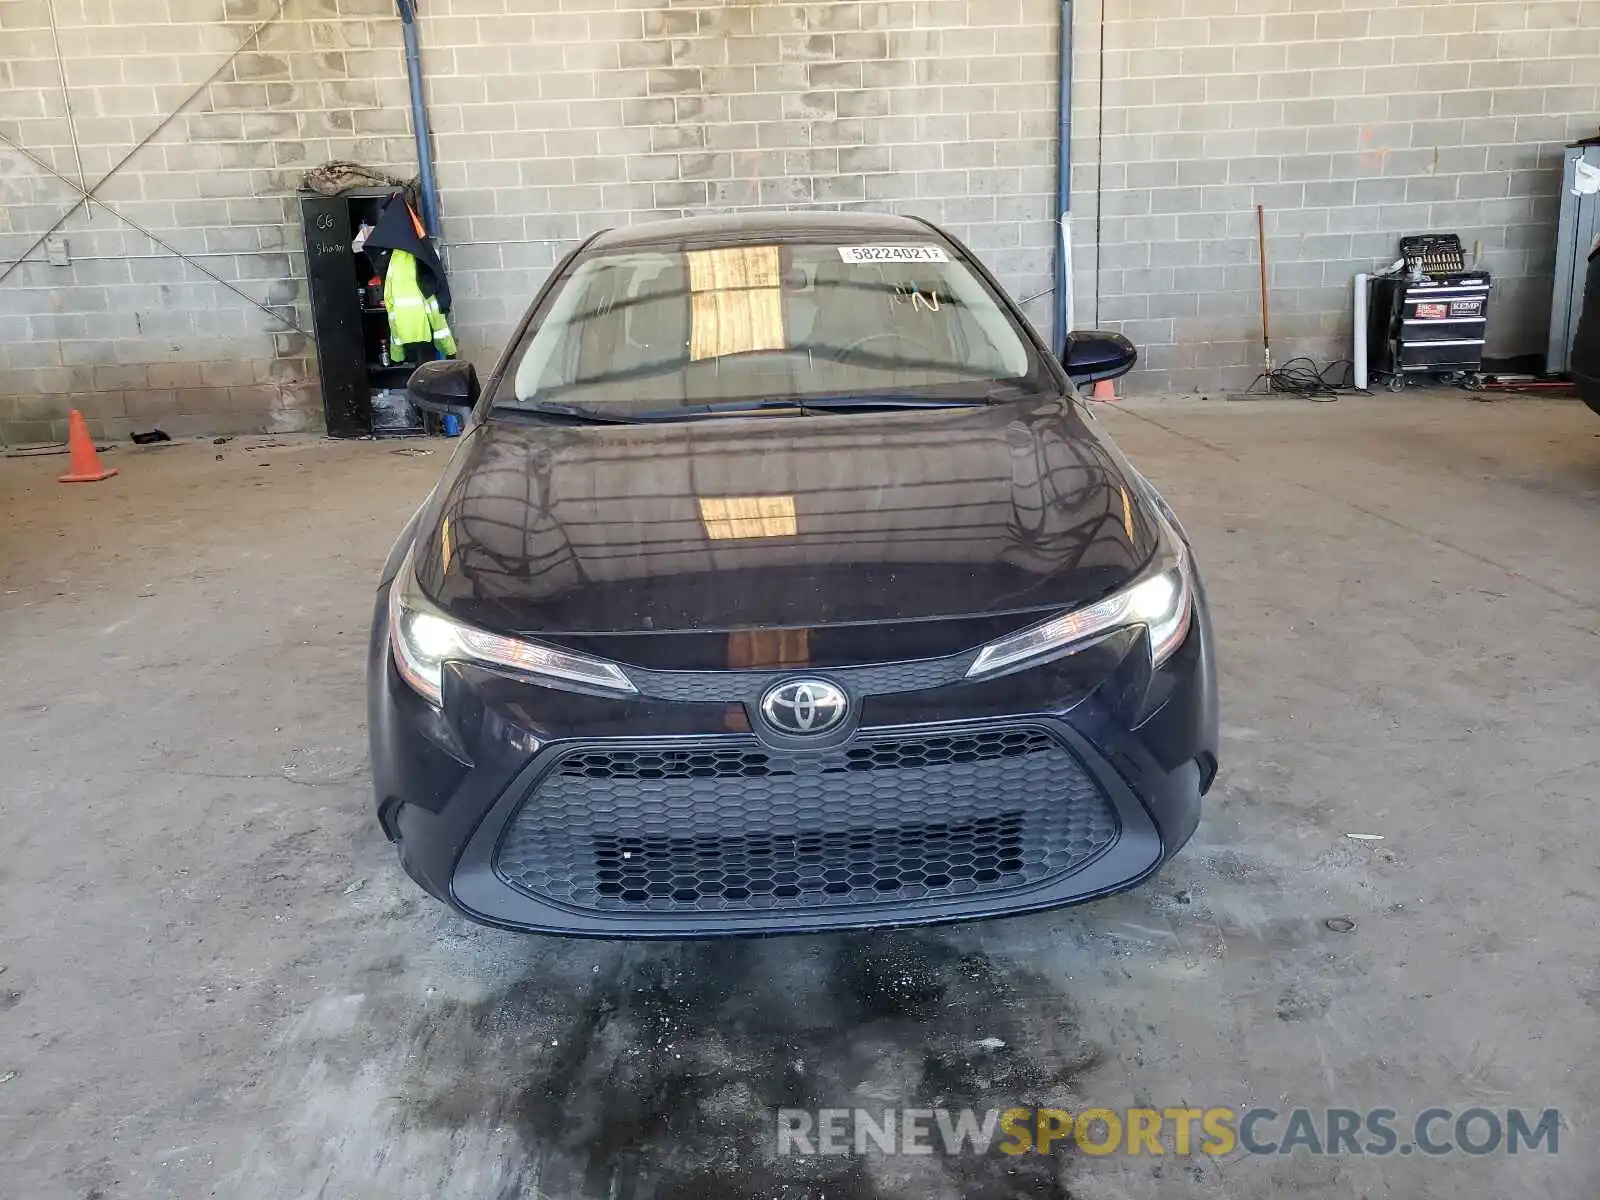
[[1, 396, 1597, 1200]]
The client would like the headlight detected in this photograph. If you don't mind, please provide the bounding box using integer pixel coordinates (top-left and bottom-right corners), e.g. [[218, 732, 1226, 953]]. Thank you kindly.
[[387, 547, 637, 706], [965, 522, 1194, 680]]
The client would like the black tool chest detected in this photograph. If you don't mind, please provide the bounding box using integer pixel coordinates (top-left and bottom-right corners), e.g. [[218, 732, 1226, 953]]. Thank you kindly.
[[1368, 235, 1492, 391]]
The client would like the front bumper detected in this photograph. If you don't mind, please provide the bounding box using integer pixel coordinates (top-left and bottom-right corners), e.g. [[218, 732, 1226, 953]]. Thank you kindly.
[[368, 588, 1218, 938]]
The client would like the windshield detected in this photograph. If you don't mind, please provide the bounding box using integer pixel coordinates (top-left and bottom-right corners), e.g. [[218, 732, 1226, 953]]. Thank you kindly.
[[493, 240, 1050, 416]]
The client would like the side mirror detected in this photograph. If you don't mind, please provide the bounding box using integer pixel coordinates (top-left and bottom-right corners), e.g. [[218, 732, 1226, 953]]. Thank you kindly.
[[407, 359, 480, 421], [1062, 331, 1137, 386]]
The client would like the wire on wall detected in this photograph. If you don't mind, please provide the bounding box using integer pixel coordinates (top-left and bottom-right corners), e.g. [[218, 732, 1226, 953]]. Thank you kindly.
[[0, 0, 289, 289], [44, 0, 92, 225], [0, 132, 308, 335]]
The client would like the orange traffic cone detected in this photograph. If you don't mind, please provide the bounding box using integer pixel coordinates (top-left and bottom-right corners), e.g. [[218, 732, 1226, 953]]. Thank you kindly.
[[58, 410, 117, 484], [1092, 378, 1118, 402]]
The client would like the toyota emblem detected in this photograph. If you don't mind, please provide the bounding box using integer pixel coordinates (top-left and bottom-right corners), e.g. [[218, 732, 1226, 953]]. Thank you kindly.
[[759, 678, 849, 736]]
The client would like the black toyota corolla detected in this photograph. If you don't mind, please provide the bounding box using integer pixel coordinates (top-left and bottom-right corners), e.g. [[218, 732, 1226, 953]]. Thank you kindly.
[[368, 212, 1218, 938]]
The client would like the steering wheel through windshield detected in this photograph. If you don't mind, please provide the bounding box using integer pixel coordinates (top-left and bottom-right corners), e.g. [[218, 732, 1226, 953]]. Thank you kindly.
[[834, 331, 946, 363]]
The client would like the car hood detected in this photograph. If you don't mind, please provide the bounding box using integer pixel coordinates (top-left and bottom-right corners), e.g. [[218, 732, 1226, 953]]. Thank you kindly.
[[412, 401, 1161, 664]]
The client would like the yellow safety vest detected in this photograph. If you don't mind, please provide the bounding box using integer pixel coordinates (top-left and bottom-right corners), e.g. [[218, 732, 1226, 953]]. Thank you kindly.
[[384, 249, 457, 359]]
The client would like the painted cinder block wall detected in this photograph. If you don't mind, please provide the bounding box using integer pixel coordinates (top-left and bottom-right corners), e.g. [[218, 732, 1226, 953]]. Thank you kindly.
[[1, 0, 1597, 443]]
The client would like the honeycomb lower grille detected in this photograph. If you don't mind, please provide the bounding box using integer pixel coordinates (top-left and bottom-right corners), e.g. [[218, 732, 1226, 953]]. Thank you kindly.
[[495, 726, 1120, 914]]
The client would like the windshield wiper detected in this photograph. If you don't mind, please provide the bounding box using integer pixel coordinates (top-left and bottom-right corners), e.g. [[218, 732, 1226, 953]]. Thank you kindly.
[[497, 390, 1033, 427], [628, 399, 813, 421], [493, 402, 641, 425], [625, 395, 1002, 420], [790, 393, 994, 411]]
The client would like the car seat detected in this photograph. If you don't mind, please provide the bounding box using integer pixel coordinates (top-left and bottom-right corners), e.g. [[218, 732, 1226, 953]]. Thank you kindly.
[[620, 260, 691, 376]]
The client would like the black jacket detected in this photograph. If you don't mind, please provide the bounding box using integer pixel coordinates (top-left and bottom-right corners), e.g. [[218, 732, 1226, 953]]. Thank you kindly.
[[365, 192, 452, 313]]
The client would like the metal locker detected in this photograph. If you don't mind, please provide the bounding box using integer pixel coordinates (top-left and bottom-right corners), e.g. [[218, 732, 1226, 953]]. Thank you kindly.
[[300, 193, 368, 438], [300, 187, 422, 438]]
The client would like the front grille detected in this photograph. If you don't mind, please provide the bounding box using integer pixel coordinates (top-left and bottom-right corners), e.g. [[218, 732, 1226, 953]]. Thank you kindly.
[[623, 654, 971, 703], [495, 725, 1120, 915]]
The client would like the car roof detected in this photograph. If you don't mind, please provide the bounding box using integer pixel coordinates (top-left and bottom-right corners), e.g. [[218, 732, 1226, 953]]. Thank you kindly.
[[585, 211, 946, 254]]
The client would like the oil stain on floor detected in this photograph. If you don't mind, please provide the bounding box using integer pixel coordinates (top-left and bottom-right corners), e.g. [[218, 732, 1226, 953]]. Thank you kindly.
[[411, 933, 1095, 1199], [236, 926, 1104, 1200], [226, 806, 1363, 1200]]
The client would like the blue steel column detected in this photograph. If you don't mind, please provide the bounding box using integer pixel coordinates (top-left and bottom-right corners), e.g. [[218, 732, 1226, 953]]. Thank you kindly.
[[1054, 0, 1074, 357], [396, 0, 443, 239]]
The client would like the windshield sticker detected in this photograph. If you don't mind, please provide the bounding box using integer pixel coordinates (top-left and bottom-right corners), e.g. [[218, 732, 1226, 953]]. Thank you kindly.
[[892, 283, 943, 312], [838, 245, 950, 264]]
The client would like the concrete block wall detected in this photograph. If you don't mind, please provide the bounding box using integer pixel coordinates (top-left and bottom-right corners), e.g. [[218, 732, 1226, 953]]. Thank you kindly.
[[2, 0, 1598, 443], [0, 0, 413, 444], [1071, 0, 1600, 392], [417, 0, 1066, 369]]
